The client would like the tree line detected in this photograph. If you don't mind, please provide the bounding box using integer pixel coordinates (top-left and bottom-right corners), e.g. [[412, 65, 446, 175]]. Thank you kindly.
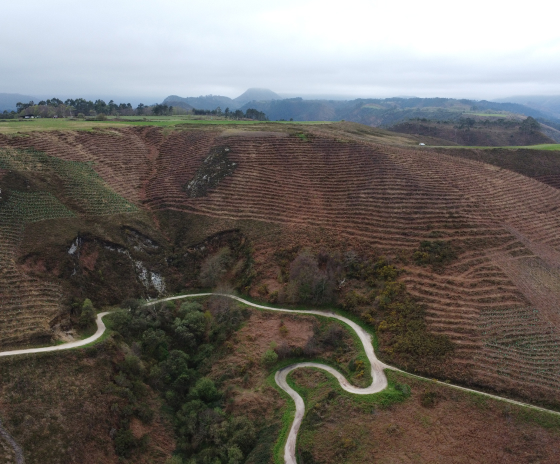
[[1, 99, 268, 121], [192, 106, 268, 121], [0, 98, 157, 119]]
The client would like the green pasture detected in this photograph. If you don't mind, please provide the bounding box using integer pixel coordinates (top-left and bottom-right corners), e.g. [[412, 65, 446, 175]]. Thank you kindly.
[[431, 144, 560, 151], [0, 116, 331, 134], [463, 112, 509, 118]]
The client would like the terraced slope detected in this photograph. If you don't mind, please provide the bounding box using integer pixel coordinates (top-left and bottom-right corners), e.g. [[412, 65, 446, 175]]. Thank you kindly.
[[0, 144, 139, 347], [140, 130, 560, 403], [2, 126, 560, 405], [0, 186, 75, 347]]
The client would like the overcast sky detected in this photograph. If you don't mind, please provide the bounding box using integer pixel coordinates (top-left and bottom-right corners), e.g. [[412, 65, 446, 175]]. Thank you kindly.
[[2, 0, 560, 102]]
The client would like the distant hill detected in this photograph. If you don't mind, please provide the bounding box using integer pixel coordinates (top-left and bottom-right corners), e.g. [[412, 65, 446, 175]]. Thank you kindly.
[[495, 95, 560, 119], [161, 92, 560, 127], [388, 118, 556, 146], [0, 92, 36, 112], [163, 88, 281, 111], [163, 94, 236, 111], [239, 97, 560, 125], [233, 88, 281, 106], [160, 97, 194, 111]]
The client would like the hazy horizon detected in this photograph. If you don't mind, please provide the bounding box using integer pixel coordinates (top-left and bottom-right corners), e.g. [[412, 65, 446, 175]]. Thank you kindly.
[[2, 1, 560, 101]]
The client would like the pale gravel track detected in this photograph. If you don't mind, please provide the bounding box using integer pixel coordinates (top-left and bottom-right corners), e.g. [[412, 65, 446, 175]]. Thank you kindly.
[[0, 416, 24, 464], [0, 312, 111, 358], [1, 297, 559, 464], [148, 293, 560, 464], [0, 311, 110, 462]]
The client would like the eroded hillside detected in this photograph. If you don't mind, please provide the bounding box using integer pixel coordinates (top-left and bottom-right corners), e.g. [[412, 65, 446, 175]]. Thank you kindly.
[[2, 123, 560, 412]]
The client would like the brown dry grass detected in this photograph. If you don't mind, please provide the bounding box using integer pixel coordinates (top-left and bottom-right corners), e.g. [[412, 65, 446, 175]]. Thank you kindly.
[[210, 308, 366, 419], [4, 124, 560, 407], [294, 369, 560, 464], [0, 344, 175, 464]]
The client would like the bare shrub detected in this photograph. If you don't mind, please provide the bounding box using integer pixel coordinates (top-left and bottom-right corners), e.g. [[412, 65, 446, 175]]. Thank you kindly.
[[420, 390, 439, 408], [286, 251, 340, 305], [303, 335, 319, 357], [275, 341, 292, 359], [199, 247, 231, 287], [322, 324, 345, 348]]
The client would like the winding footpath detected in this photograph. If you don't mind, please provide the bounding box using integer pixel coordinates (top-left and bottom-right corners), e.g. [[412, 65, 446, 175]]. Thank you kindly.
[[0, 312, 111, 358], [1, 297, 559, 464], [0, 312, 110, 463], [147, 294, 560, 464]]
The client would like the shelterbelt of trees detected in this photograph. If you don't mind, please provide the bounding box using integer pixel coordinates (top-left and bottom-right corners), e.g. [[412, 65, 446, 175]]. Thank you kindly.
[[0, 98, 268, 121]]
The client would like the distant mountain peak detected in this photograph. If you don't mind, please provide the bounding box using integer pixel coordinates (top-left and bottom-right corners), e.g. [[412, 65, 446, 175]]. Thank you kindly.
[[234, 88, 281, 105]]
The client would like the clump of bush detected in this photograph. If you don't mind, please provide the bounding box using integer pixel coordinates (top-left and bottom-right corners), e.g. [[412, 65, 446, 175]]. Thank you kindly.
[[262, 348, 279, 366], [78, 298, 96, 328], [413, 240, 456, 268], [334, 250, 455, 370], [376, 283, 454, 367], [420, 389, 440, 408], [199, 247, 231, 287], [285, 251, 342, 305]]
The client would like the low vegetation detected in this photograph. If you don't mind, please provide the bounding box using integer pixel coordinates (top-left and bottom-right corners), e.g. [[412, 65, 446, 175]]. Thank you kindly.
[[413, 240, 456, 269], [271, 248, 454, 373], [293, 369, 560, 463], [389, 116, 555, 146]]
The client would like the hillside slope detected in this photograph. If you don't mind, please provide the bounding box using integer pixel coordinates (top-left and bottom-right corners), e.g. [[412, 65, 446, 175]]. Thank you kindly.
[[496, 95, 560, 119], [2, 124, 560, 409], [238, 97, 560, 126], [388, 119, 556, 146], [0, 93, 36, 112]]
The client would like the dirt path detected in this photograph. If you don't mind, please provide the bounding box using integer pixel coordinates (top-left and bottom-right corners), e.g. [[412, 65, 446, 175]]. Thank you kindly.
[[0, 312, 110, 462], [1, 297, 559, 464], [0, 312, 110, 358], [148, 293, 560, 464], [0, 415, 24, 464], [151, 294, 390, 464]]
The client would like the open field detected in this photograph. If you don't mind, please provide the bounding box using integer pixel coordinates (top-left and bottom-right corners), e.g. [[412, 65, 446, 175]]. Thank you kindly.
[[0, 117, 332, 135], [432, 143, 560, 150]]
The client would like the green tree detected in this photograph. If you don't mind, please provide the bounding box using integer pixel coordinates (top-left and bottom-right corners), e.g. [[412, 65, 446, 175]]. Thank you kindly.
[[262, 349, 278, 366], [190, 377, 220, 403], [78, 298, 96, 328]]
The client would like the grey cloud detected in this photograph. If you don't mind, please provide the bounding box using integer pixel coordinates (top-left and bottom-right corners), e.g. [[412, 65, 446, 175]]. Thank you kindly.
[[1, 1, 560, 101]]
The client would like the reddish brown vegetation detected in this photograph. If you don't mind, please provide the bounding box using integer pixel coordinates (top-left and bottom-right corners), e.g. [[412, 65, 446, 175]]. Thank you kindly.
[[295, 369, 560, 464], [3, 126, 560, 405]]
